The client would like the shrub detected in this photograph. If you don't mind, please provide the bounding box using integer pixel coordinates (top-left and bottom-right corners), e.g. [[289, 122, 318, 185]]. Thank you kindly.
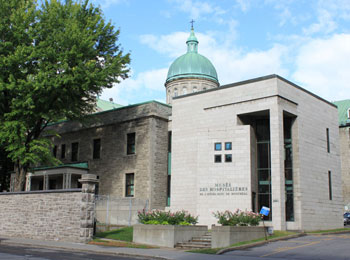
[[138, 209, 198, 225], [213, 209, 261, 226]]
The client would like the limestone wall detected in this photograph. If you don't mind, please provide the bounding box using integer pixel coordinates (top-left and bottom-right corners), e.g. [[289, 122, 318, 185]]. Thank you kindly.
[[0, 189, 94, 243], [339, 127, 350, 208]]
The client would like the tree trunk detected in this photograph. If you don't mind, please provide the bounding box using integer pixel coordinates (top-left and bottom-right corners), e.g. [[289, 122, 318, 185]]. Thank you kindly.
[[14, 163, 27, 192]]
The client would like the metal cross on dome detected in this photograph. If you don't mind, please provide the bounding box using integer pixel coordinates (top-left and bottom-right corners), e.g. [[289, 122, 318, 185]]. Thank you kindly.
[[190, 19, 195, 29]]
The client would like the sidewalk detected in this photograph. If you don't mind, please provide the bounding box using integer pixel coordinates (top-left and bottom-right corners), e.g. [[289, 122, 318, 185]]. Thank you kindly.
[[0, 236, 226, 260]]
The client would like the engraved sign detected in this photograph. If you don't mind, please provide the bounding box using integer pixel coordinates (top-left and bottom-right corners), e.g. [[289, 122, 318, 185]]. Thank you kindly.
[[199, 182, 248, 196]]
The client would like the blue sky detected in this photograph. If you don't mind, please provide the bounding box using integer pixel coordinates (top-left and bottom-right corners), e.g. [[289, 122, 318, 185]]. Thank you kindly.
[[92, 0, 350, 105]]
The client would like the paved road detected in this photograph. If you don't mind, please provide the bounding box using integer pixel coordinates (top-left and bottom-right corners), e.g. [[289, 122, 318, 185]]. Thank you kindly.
[[224, 233, 350, 260], [0, 244, 148, 260], [1, 233, 350, 260]]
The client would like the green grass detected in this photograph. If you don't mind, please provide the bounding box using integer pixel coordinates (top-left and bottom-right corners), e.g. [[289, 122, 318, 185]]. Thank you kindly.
[[306, 227, 350, 234], [188, 230, 298, 254], [95, 226, 133, 242]]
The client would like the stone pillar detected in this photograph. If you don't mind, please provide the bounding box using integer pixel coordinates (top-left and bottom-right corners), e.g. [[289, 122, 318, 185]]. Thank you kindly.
[[63, 173, 72, 189], [78, 174, 99, 242], [25, 175, 31, 191], [270, 106, 286, 230], [43, 174, 49, 190]]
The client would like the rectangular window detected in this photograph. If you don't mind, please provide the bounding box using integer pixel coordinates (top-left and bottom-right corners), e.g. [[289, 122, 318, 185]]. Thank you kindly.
[[225, 142, 232, 150], [225, 154, 232, 162], [127, 133, 136, 155], [93, 139, 101, 159], [61, 144, 66, 159], [214, 142, 222, 151], [326, 128, 330, 153], [328, 171, 332, 200], [71, 142, 79, 162], [53, 145, 57, 158], [214, 154, 222, 163], [256, 118, 272, 221], [168, 131, 172, 152], [125, 173, 134, 197]]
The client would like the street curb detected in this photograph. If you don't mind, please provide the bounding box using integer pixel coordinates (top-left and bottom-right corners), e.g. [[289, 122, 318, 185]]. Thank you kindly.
[[0, 239, 168, 260], [306, 230, 350, 236], [216, 233, 306, 255]]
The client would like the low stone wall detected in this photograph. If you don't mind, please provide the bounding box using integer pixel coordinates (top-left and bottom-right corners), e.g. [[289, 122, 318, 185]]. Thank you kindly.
[[0, 174, 98, 243], [133, 224, 208, 248], [211, 226, 266, 248]]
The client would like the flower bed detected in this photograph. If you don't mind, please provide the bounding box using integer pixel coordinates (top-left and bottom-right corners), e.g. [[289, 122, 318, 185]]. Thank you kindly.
[[213, 209, 261, 226], [211, 209, 265, 248], [137, 209, 198, 225], [133, 210, 205, 247]]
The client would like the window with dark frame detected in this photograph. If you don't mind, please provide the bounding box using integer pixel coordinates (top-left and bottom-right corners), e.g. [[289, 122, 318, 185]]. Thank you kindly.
[[225, 154, 232, 162], [214, 143, 222, 151], [125, 173, 134, 197], [225, 142, 232, 150], [71, 142, 79, 162], [53, 145, 57, 158], [127, 133, 136, 155], [214, 154, 222, 163], [93, 139, 101, 159], [328, 171, 332, 200], [326, 128, 330, 153], [61, 144, 66, 159]]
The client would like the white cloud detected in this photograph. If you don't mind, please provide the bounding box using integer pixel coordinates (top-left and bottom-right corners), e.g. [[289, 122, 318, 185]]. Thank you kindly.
[[101, 68, 168, 105], [303, 9, 337, 35], [91, 0, 127, 9], [170, 0, 226, 20], [292, 34, 350, 101], [234, 0, 251, 12], [140, 31, 289, 86]]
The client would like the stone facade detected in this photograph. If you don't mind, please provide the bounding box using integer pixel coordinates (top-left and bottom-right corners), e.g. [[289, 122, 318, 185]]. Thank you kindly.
[[339, 126, 350, 208], [46, 101, 171, 209], [169, 75, 343, 231], [0, 174, 97, 243]]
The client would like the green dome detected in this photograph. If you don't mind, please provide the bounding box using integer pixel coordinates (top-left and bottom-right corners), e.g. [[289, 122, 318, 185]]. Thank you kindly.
[[166, 29, 219, 84]]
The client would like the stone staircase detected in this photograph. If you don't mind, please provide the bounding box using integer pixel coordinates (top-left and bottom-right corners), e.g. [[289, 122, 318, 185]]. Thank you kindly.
[[175, 232, 212, 250]]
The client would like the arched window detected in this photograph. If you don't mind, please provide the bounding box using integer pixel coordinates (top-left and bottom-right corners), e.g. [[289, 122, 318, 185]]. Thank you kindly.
[[347, 108, 350, 119], [203, 87, 207, 91], [174, 88, 178, 97], [193, 86, 197, 93], [183, 87, 187, 95]]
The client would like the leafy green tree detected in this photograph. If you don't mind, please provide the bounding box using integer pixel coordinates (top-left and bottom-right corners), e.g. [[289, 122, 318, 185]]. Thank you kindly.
[[0, 0, 130, 191]]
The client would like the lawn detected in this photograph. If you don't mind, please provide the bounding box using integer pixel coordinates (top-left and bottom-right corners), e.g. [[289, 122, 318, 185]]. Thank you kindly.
[[90, 226, 156, 248], [94, 226, 133, 242]]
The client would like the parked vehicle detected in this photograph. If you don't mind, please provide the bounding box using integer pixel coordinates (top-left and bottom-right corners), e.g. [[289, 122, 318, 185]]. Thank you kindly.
[[344, 213, 350, 226]]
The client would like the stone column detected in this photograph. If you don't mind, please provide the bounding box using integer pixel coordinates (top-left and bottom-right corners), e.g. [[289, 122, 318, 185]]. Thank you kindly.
[[25, 175, 31, 191], [78, 174, 99, 242], [63, 173, 72, 189], [270, 105, 286, 230], [43, 174, 49, 190]]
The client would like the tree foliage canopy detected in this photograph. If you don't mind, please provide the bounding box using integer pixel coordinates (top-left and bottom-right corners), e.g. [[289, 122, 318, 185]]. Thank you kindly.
[[0, 0, 130, 190]]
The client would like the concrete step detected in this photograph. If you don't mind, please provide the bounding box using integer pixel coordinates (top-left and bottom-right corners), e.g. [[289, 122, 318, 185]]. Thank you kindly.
[[176, 242, 211, 249], [175, 232, 212, 249]]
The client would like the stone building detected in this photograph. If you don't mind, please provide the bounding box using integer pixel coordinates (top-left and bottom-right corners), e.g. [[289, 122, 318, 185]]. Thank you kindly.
[[333, 99, 350, 210], [17, 101, 171, 210], [7, 27, 344, 231]]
